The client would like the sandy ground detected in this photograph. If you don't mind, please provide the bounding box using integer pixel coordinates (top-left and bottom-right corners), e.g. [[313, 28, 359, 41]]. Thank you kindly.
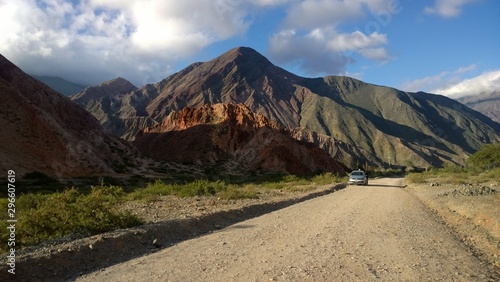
[[75, 178, 499, 281]]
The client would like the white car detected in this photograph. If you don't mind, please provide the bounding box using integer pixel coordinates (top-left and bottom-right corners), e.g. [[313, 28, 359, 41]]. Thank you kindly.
[[349, 170, 368, 185]]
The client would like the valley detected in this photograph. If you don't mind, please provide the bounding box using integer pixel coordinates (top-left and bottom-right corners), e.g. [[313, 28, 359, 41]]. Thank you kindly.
[[0, 46, 499, 280]]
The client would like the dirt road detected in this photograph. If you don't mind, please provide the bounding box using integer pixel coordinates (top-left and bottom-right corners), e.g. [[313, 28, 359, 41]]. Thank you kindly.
[[77, 178, 498, 281]]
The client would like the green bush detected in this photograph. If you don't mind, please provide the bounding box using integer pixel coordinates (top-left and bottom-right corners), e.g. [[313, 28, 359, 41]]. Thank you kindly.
[[219, 185, 258, 200], [405, 172, 428, 184], [0, 184, 142, 252], [311, 172, 345, 185], [480, 167, 500, 182], [405, 142, 500, 185], [129, 179, 228, 200], [466, 143, 500, 170]]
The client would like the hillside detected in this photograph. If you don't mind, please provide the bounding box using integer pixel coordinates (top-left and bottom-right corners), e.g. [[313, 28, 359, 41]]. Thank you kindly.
[[73, 47, 500, 168], [71, 78, 157, 140], [458, 91, 500, 123], [0, 54, 136, 178], [134, 103, 346, 175]]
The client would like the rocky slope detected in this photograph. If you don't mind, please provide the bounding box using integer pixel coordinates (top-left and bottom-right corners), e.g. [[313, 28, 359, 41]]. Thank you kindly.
[[75, 47, 500, 168], [71, 78, 158, 140], [290, 127, 381, 168], [458, 91, 500, 123], [134, 103, 346, 174], [0, 54, 135, 178]]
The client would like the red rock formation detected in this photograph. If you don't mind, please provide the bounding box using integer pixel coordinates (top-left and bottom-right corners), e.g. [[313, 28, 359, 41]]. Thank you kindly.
[[135, 104, 345, 174]]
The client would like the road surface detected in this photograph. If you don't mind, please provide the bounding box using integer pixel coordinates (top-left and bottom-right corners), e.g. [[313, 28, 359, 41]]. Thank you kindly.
[[77, 178, 497, 281]]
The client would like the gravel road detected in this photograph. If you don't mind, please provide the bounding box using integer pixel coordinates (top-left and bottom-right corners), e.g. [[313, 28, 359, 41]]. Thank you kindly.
[[77, 178, 498, 281]]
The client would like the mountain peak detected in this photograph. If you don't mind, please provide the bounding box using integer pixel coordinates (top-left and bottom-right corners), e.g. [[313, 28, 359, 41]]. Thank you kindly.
[[71, 77, 137, 103], [216, 46, 273, 67], [97, 77, 136, 90], [227, 46, 261, 56]]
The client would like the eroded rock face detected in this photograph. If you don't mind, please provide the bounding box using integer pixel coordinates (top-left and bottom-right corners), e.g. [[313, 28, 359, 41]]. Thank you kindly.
[[0, 54, 135, 178], [134, 103, 345, 174]]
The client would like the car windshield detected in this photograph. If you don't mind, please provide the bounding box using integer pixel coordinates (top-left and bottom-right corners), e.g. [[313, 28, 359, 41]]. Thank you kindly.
[[351, 172, 364, 176]]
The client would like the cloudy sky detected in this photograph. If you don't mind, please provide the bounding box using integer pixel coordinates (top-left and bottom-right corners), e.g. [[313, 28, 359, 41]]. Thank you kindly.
[[0, 0, 499, 97]]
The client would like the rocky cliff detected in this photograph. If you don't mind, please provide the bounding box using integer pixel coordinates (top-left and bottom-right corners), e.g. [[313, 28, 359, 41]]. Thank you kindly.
[[134, 104, 346, 174]]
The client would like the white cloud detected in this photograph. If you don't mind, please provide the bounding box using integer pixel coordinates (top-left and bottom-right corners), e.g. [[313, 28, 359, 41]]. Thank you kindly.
[[400, 65, 500, 98], [268, 27, 389, 76], [268, 0, 396, 76], [268, 29, 353, 76], [401, 71, 451, 93], [327, 31, 388, 53], [0, 0, 254, 85], [424, 0, 477, 18], [251, 0, 290, 6], [400, 64, 477, 93], [359, 47, 390, 60], [431, 70, 500, 98]]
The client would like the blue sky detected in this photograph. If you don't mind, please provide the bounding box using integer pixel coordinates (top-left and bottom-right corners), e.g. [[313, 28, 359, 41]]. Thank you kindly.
[[0, 0, 499, 97]]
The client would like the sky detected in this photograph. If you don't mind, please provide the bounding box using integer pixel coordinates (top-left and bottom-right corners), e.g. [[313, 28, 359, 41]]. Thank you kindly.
[[0, 0, 499, 98]]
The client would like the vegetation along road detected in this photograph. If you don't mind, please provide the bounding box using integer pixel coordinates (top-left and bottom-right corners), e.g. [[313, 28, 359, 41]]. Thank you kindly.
[[78, 177, 498, 281]]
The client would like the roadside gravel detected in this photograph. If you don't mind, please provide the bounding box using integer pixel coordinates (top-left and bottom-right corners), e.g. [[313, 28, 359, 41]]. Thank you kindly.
[[0, 182, 344, 281], [77, 178, 499, 281]]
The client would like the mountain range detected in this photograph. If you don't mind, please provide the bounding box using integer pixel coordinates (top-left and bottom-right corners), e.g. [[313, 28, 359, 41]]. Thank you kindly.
[[1, 46, 499, 178], [71, 47, 500, 168]]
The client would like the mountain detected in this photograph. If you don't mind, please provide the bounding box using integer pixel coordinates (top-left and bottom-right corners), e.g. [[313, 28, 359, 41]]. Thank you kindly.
[[75, 47, 500, 168], [32, 75, 87, 96], [458, 92, 500, 123], [71, 78, 157, 140], [290, 127, 381, 168], [0, 54, 135, 178], [134, 103, 346, 175]]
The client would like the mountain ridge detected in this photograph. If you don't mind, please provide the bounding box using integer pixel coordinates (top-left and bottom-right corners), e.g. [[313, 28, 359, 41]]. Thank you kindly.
[[72, 46, 500, 168]]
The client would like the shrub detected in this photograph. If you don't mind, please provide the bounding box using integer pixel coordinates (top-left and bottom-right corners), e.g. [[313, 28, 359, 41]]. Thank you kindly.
[[129, 179, 228, 200], [405, 172, 427, 184], [466, 143, 500, 170], [219, 185, 258, 200], [311, 172, 345, 185], [0, 185, 143, 252]]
